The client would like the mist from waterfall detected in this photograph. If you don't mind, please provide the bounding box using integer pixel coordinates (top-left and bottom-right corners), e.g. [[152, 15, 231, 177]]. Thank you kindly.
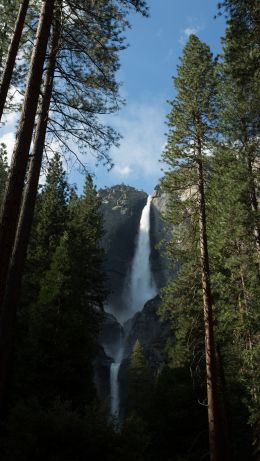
[[110, 344, 124, 418], [107, 194, 157, 419]]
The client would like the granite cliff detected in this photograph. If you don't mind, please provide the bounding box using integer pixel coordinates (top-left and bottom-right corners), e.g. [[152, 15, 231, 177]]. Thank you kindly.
[[94, 185, 173, 414]]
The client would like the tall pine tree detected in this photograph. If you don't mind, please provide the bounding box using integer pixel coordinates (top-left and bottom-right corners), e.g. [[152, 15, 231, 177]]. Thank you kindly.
[[161, 35, 223, 461]]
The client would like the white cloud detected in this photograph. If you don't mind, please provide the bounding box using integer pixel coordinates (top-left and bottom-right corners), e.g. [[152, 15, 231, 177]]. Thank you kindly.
[[114, 165, 133, 177], [179, 19, 204, 45], [184, 26, 200, 37], [107, 101, 166, 182]]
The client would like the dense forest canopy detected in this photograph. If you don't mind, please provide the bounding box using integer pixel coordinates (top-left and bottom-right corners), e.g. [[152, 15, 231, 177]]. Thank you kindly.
[[0, 1, 259, 460]]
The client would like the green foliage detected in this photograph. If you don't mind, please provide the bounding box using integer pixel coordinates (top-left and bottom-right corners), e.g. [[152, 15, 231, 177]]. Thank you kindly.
[[2, 157, 108, 457], [161, 34, 217, 384], [3, 399, 120, 461], [0, 0, 19, 73], [126, 340, 154, 418], [160, 27, 259, 459]]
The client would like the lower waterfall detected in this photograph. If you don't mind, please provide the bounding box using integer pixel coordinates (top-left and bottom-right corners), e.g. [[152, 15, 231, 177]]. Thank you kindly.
[[108, 194, 157, 418], [110, 363, 121, 416]]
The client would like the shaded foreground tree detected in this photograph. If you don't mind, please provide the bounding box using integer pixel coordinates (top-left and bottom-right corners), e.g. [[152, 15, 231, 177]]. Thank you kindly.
[[0, 0, 20, 74], [0, 0, 55, 312], [215, 1, 260, 454], [161, 35, 224, 461], [0, 2, 62, 417], [0, 0, 29, 120], [218, 0, 260, 255]]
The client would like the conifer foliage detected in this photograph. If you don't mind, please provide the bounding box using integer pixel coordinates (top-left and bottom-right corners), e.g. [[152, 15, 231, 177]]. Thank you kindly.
[[162, 35, 221, 461]]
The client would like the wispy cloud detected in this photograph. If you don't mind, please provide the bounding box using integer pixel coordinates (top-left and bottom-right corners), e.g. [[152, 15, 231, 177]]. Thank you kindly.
[[179, 18, 204, 45]]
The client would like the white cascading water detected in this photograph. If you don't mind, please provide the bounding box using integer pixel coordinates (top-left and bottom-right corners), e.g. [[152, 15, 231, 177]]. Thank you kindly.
[[109, 195, 157, 418], [127, 195, 157, 316]]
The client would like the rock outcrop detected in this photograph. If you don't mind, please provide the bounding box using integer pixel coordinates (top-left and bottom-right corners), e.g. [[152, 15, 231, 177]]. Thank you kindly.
[[123, 295, 171, 369]]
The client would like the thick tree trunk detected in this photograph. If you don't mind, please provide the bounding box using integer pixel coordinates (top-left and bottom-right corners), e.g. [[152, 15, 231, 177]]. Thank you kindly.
[[0, 8, 60, 417], [0, 0, 30, 121], [197, 159, 221, 461], [0, 0, 55, 311]]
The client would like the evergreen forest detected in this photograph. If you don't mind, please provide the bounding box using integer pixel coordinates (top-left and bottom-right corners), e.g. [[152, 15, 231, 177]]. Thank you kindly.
[[0, 1, 259, 460]]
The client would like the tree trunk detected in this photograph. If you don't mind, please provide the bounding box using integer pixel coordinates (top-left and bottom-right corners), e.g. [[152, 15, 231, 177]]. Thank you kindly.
[[197, 158, 221, 461], [0, 0, 30, 121], [0, 21, 9, 73], [0, 6, 60, 417], [247, 154, 260, 256], [0, 0, 55, 311]]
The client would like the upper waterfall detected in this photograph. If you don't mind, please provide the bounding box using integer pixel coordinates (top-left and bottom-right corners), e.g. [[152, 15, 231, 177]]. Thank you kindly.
[[127, 195, 157, 318]]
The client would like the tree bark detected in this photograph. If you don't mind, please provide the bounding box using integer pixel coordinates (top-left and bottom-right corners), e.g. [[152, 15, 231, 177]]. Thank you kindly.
[[0, 0, 30, 121], [247, 154, 260, 256], [197, 158, 221, 461], [0, 6, 60, 417], [0, 0, 55, 311]]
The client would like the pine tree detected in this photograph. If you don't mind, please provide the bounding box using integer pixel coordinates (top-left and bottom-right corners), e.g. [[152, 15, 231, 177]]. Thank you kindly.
[[0, 0, 20, 74], [215, 4, 260, 453], [0, 11, 62, 414], [0, 0, 55, 314], [161, 35, 223, 461], [29, 152, 69, 276], [0, 0, 29, 120], [217, 0, 260, 255], [127, 340, 154, 419], [12, 172, 105, 411], [68, 175, 106, 311], [206, 146, 258, 459]]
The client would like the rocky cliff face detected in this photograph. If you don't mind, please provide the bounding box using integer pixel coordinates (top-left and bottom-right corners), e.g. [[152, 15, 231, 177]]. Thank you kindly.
[[94, 184, 173, 414], [99, 185, 147, 318]]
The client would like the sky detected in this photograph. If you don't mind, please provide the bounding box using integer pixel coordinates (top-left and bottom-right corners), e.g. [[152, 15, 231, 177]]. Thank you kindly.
[[0, 0, 226, 194]]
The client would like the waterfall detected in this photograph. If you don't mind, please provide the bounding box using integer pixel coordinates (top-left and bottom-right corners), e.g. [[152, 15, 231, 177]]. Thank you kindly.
[[127, 195, 157, 317], [109, 332, 124, 418], [110, 341, 124, 417], [108, 194, 157, 419], [110, 363, 121, 416]]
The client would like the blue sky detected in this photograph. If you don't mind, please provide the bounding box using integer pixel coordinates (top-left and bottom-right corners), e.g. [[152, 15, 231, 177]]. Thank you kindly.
[[0, 1, 226, 194], [87, 0, 226, 194]]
